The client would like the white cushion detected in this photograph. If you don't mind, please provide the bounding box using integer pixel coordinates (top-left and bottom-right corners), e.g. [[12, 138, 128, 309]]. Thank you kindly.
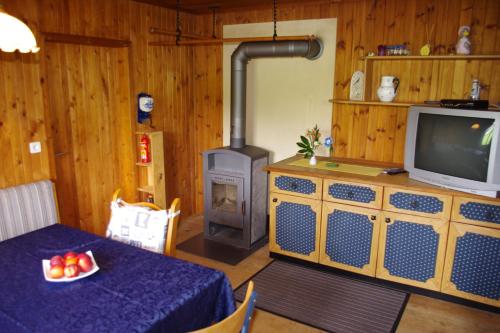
[[106, 201, 168, 254]]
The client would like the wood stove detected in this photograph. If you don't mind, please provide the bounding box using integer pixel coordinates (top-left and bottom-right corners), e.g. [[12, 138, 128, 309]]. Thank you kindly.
[[202, 39, 322, 250], [203, 146, 268, 249]]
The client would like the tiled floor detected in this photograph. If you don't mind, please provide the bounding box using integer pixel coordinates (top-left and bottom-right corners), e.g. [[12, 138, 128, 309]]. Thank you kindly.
[[176, 215, 500, 333]]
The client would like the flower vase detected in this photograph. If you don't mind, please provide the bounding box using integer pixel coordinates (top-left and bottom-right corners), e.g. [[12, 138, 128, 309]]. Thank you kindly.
[[309, 155, 317, 166]]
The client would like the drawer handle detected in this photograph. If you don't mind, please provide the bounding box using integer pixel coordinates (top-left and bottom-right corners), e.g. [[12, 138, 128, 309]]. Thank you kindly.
[[347, 191, 354, 198], [410, 200, 419, 209], [272, 198, 278, 203], [290, 182, 298, 190], [370, 215, 376, 221], [485, 211, 494, 220], [385, 217, 391, 223]]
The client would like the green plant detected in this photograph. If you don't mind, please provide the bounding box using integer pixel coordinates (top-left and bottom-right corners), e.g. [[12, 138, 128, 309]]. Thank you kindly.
[[297, 125, 321, 158]]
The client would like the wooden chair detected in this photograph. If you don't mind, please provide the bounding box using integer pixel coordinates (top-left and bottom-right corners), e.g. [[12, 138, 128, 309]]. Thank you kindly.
[[191, 281, 257, 333], [111, 189, 181, 257]]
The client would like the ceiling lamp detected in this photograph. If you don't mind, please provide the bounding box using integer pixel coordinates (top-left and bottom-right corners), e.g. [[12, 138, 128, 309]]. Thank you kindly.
[[0, 4, 39, 53]]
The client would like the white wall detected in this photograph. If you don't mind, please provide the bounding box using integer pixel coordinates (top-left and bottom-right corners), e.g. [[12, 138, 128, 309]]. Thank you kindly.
[[223, 19, 337, 162]]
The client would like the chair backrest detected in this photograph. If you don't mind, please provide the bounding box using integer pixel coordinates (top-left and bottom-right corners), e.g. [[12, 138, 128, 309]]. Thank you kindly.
[[191, 281, 257, 333], [165, 198, 181, 257], [109, 189, 180, 256], [0, 180, 59, 242]]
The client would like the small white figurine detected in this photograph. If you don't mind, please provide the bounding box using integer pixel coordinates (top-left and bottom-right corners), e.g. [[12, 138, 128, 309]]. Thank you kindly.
[[456, 26, 471, 55]]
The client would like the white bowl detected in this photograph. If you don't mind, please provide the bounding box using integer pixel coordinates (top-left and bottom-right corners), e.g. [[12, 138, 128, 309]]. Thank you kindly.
[[42, 250, 99, 282]]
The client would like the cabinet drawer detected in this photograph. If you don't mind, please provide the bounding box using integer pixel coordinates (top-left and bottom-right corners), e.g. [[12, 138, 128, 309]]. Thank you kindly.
[[270, 173, 322, 200], [452, 196, 500, 229], [442, 223, 500, 307], [323, 179, 382, 209], [383, 188, 452, 220]]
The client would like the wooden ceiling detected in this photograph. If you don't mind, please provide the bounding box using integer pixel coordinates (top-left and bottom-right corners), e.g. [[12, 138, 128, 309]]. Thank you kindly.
[[134, 0, 340, 14]]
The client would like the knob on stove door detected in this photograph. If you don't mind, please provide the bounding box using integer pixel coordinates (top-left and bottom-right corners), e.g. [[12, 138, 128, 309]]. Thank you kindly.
[[272, 198, 278, 203]]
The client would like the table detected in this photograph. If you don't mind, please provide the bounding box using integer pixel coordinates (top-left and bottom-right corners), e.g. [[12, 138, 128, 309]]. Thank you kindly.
[[0, 224, 235, 332]]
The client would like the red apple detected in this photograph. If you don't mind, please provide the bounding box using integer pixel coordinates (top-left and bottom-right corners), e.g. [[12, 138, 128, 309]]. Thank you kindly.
[[65, 257, 79, 266], [77, 253, 93, 272], [50, 255, 65, 267], [49, 264, 65, 279], [64, 264, 80, 278], [64, 251, 78, 260]]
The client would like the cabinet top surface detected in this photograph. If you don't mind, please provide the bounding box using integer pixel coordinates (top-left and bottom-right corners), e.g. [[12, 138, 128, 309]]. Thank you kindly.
[[265, 155, 500, 202]]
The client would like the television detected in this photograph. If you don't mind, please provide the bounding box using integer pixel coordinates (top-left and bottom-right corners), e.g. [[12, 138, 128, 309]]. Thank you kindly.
[[404, 105, 500, 198]]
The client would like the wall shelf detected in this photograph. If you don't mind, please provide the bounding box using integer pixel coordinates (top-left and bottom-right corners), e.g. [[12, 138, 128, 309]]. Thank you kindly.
[[135, 131, 166, 208], [333, 99, 414, 107], [362, 55, 500, 61]]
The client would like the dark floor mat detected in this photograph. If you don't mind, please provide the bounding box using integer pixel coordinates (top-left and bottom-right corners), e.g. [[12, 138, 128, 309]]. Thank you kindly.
[[235, 260, 409, 333], [176, 233, 268, 266]]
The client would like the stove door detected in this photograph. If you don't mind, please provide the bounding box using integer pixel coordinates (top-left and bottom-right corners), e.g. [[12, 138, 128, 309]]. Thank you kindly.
[[207, 173, 244, 229]]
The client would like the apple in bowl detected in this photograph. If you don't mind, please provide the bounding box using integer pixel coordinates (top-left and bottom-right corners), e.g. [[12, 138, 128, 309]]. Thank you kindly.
[[77, 253, 94, 273]]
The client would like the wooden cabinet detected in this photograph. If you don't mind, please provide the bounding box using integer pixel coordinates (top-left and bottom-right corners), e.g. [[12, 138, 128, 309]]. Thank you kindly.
[[269, 193, 322, 263], [136, 131, 166, 208], [441, 223, 500, 307], [320, 202, 380, 276], [266, 155, 500, 306]]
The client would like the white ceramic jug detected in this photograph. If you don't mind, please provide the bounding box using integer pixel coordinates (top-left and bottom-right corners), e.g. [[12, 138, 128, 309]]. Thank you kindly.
[[377, 76, 400, 102]]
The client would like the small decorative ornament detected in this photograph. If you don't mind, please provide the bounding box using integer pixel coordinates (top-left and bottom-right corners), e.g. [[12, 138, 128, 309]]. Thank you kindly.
[[420, 43, 431, 56], [456, 26, 471, 55], [349, 71, 365, 101]]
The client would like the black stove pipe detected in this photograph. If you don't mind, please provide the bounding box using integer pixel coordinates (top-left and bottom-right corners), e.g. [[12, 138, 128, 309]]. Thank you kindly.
[[230, 39, 324, 149]]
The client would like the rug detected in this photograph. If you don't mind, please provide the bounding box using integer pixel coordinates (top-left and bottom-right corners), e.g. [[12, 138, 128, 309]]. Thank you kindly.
[[234, 260, 408, 333], [176, 233, 268, 266]]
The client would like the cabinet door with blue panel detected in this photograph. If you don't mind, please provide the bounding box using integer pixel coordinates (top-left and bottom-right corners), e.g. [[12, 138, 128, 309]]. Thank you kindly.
[[441, 223, 500, 307], [269, 193, 322, 263], [451, 196, 500, 230], [319, 202, 381, 276], [377, 212, 449, 291], [270, 172, 322, 200], [383, 187, 452, 220], [323, 179, 383, 209]]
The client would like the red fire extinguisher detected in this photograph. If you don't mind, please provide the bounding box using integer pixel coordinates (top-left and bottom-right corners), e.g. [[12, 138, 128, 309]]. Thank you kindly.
[[139, 134, 151, 163]]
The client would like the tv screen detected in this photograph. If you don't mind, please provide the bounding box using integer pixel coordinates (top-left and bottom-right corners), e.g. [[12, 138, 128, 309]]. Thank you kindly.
[[415, 114, 494, 182]]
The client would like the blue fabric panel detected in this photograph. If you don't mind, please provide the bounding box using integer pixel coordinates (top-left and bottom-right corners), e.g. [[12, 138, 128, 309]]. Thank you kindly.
[[0, 224, 235, 333], [276, 202, 316, 255], [459, 202, 500, 225], [389, 192, 443, 214], [384, 220, 439, 282], [326, 210, 372, 268], [328, 183, 376, 204], [275, 176, 316, 195], [451, 232, 500, 300]]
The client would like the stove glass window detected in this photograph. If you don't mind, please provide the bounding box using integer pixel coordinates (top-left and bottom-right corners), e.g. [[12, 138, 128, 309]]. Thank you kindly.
[[212, 182, 237, 213]]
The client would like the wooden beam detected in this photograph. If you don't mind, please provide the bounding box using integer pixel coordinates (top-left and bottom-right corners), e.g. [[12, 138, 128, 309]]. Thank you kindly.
[[43, 32, 131, 48], [149, 35, 316, 46]]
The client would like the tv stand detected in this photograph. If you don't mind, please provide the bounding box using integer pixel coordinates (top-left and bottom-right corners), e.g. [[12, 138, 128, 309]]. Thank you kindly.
[[265, 155, 500, 308]]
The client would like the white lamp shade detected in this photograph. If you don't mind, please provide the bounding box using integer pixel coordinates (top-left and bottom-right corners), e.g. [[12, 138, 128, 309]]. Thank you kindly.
[[0, 8, 39, 53]]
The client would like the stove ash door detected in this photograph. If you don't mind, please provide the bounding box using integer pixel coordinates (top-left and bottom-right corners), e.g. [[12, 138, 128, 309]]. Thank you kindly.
[[207, 174, 244, 229]]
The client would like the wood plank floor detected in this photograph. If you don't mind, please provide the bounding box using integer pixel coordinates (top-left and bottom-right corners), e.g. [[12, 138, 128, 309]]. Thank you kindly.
[[176, 215, 500, 333]]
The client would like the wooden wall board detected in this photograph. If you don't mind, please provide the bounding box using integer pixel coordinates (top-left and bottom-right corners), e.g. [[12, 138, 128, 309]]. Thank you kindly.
[[0, 0, 499, 224]]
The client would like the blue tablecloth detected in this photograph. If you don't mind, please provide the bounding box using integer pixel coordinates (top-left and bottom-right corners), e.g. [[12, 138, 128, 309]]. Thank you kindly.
[[0, 224, 235, 332]]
